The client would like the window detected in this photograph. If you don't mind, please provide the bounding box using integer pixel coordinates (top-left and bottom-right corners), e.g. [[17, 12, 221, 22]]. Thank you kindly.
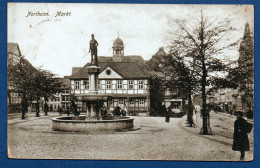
[[62, 95, 70, 101], [62, 89, 69, 94], [83, 80, 89, 89], [106, 69, 111, 75], [106, 80, 111, 89], [75, 81, 80, 90], [62, 103, 69, 108], [128, 80, 134, 89], [172, 103, 179, 109], [118, 98, 124, 105], [56, 97, 60, 102], [139, 99, 144, 106], [138, 80, 144, 89], [129, 98, 134, 105], [117, 80, 122, 89]]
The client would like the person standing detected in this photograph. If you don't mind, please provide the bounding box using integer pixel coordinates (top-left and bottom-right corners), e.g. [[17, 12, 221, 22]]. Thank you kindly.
[[165, 107, 170, 123], [232, 111, 251, 160], [66, 106, 70, 116]]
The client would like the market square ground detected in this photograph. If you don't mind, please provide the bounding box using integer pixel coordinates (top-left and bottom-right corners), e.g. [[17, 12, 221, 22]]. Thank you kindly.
[[8, 112, 253, 161]]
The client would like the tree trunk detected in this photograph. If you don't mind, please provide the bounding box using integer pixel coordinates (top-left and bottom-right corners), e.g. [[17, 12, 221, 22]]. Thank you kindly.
[[44, 98, 48, 116], [187, 90, 194, 127], [21, 96, 26, 119], [36, 98, 40, 117], [201, 56, 211, 134], [201, 74, 208, 134], [200, 16, 211, 135]]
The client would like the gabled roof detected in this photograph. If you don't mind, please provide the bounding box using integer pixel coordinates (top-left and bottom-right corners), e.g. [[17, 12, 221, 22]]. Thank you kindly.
[[98, 55, 144, 63], [99, 62, 148, 79], [55, 77, 70, 88], [72, 67, 81, 74], [70, 56, 148, 79]]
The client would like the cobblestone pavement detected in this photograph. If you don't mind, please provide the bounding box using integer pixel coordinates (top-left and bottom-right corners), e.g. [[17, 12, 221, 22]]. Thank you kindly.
[[7, 112, 253, 161]]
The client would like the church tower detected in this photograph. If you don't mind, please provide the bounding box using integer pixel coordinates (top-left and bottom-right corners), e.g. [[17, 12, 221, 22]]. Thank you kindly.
[[112, 35, 124, 61], [238, 22, 253, 73], [237, 22, 254, 115]]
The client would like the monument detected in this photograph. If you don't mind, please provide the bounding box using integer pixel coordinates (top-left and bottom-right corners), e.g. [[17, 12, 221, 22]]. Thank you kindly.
[[52, 34, 134, 132], [87, 34, 100, 96], [89, 34, 98, 66]]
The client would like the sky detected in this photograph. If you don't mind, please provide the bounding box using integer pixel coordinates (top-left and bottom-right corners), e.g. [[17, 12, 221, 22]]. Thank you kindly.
[[8, 3, 254, 77]]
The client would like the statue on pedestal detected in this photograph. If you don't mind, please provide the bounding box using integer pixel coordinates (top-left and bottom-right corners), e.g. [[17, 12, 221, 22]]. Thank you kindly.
[[89, 34, 98, 66]]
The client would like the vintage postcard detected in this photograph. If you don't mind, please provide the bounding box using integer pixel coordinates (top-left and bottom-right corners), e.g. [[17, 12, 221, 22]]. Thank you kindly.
[[7, 3, 254, 161]]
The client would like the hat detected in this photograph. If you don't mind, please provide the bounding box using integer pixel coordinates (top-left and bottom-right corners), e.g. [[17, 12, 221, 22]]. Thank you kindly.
[[234, 111, 243, 116]]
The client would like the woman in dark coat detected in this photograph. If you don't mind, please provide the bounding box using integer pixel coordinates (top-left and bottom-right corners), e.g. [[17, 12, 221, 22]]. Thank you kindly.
[[232, 111, 250, 160]]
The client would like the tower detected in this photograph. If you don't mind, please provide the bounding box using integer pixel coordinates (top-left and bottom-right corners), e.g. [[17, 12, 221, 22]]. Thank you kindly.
[[112, 34, 124, 61], [237, 22, 254, 115]]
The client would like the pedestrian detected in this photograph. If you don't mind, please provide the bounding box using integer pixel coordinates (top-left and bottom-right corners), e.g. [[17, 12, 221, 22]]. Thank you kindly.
[[58, 107, 63, 116], [165, 108, 170, 123], [66, 106, 70, 116], [103, 107, 108, 116], [124, 103, 128, 116], [113, 106, 121, 116], [232, 111, 252, 160]]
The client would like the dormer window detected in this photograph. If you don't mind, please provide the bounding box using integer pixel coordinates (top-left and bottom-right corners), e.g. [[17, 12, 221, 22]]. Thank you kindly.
[[106, 69, 111, 75]]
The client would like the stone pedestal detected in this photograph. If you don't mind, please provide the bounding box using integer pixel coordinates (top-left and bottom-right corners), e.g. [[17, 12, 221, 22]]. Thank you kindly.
[[86, 65, 100, 118], [87, 65, 100, 95]]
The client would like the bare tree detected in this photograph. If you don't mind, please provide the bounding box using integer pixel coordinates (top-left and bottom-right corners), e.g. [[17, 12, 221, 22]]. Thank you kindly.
[[167, 10, 238, 134]]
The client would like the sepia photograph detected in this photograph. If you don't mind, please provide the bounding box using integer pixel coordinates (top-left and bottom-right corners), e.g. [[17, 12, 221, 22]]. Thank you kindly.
[[7, 3, 254, 161]]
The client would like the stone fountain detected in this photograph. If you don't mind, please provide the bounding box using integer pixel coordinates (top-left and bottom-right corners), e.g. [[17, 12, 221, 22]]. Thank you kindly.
[[52, 34, 134, 132]]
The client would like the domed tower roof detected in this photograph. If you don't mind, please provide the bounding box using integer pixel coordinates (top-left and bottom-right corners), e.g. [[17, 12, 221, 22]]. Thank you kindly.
[[113, 37, 124, 48]]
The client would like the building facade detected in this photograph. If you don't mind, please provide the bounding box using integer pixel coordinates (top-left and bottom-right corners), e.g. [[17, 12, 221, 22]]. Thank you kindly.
[[7, 43, 40, 113], [7, 43, 23, 113], [69, 37, 150, 116], [148, 47, 185, 113], [48, 77, 71, 111]]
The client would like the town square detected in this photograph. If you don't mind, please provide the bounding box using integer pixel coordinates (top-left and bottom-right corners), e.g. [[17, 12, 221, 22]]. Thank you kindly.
[[7, 3, 254, 161]]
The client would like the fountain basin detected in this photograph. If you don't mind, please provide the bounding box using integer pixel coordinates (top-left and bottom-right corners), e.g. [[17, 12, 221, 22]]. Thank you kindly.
[[52, 116, 134, 132]]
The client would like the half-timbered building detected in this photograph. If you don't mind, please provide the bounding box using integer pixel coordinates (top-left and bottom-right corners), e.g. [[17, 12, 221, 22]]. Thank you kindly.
[[69, 37, 150, 116]]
